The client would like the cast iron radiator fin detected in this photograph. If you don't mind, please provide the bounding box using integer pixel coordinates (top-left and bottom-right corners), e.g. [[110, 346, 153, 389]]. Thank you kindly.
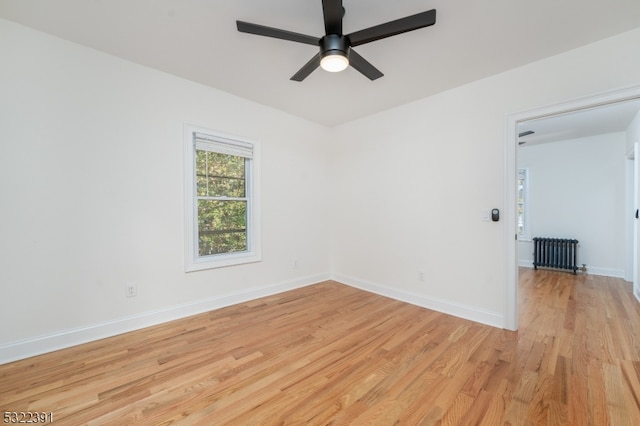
[[532, 237, 579, 274]]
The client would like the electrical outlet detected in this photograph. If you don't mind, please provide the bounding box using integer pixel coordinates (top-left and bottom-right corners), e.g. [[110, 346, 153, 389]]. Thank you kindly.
[[419, 272, 424, 282], [292, 259, 299, 269], [126, 282, 137, 297]]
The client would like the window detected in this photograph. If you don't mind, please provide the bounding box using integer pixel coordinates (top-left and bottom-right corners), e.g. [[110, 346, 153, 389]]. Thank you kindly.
[[184, 125, 261, 271], [517, 168, 531, 241]]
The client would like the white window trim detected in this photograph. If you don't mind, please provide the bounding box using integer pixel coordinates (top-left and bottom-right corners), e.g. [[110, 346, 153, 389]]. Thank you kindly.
[[517, 168, 531, 241], [184, 124, 261, 272]]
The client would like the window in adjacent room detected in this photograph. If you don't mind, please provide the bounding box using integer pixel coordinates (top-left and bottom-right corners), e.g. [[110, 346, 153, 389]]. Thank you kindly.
[[184, 125, 261, 271], [517, 168, 531, 241]]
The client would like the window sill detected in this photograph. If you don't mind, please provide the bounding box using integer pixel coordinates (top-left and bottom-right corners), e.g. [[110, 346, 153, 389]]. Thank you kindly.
[[185, 251, 262, 272]]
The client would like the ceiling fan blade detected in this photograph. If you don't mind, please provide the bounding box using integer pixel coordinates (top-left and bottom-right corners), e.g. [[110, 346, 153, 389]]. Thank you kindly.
[[348, 49, 384, 81], [290, 53, 322, 81], [322, 0, 344, 35], [237, 21, 319, 46], [347, 9, 436, 47]]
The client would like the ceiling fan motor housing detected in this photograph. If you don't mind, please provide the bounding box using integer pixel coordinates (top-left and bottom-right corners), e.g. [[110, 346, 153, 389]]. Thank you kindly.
[[320, 34, 350, 58]]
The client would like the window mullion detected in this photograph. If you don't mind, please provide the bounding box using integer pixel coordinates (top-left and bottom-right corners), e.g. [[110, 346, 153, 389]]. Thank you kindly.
[[196, 196, 248, 202]]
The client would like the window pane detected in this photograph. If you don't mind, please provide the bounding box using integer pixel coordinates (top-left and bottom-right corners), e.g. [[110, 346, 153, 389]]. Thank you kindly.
[[196, 150, 246, 198], [517, 204, 524, 233], [517, 169, 528, 238], [197, 199, 247, 255]]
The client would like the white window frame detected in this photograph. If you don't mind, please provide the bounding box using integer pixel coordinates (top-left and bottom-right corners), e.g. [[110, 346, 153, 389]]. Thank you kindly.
[[517, 168, 531, 241], [184, 124, 261, 271]]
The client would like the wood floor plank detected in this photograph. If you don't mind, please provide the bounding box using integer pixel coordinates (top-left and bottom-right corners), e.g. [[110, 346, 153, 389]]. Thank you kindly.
[[2, 271, 640, 424]]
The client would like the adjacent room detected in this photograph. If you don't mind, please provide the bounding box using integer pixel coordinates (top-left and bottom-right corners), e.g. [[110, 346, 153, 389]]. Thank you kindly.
[[516, 100, 640, 280], [1, 0, 640, 423]]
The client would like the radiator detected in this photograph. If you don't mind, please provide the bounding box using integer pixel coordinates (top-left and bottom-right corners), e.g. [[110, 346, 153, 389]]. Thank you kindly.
[[532, 237, 579, 274]]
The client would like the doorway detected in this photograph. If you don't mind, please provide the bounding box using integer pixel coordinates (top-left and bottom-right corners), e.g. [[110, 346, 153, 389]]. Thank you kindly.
[[505, 85, 640, 331]]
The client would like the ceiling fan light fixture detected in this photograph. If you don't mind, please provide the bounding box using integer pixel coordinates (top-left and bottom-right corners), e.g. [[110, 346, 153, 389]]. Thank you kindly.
[[320, 52, 349, 72]]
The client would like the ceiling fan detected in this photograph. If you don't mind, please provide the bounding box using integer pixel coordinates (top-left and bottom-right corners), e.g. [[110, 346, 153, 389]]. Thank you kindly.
[[236, 0, 436, 81], [518, 130, 535, 145]]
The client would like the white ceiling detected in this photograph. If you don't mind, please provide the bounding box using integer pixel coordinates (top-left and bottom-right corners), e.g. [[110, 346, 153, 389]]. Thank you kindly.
[[518, 98, 640, 147], [1, 0, 640, 127]]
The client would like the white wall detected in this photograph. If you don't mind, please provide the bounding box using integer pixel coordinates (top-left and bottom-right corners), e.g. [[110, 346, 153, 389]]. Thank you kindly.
[[0, 19, 331, 363], [329, 28, 640, 327], [517, 133, 627, 277]]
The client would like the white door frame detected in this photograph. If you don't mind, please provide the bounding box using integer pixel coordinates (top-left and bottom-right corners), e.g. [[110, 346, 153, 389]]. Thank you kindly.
[[504, 85, 640, 331], [633, 143, 639, 300]]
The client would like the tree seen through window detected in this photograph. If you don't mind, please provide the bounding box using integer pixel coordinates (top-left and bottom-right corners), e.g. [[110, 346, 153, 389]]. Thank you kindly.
[[196, 150, 248, 256]]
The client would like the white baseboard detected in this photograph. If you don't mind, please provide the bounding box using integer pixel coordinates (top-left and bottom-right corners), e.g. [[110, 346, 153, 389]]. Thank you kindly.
[[331, 273, 504, 329], [518, 260, 534, 268], [0, 274, 330, 365], [518, 261, 625, 278], [587, 267, 626, 278]]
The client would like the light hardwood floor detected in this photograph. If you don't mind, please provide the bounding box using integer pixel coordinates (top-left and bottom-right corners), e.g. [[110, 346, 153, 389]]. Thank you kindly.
[[2, 269, 640, 425]]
